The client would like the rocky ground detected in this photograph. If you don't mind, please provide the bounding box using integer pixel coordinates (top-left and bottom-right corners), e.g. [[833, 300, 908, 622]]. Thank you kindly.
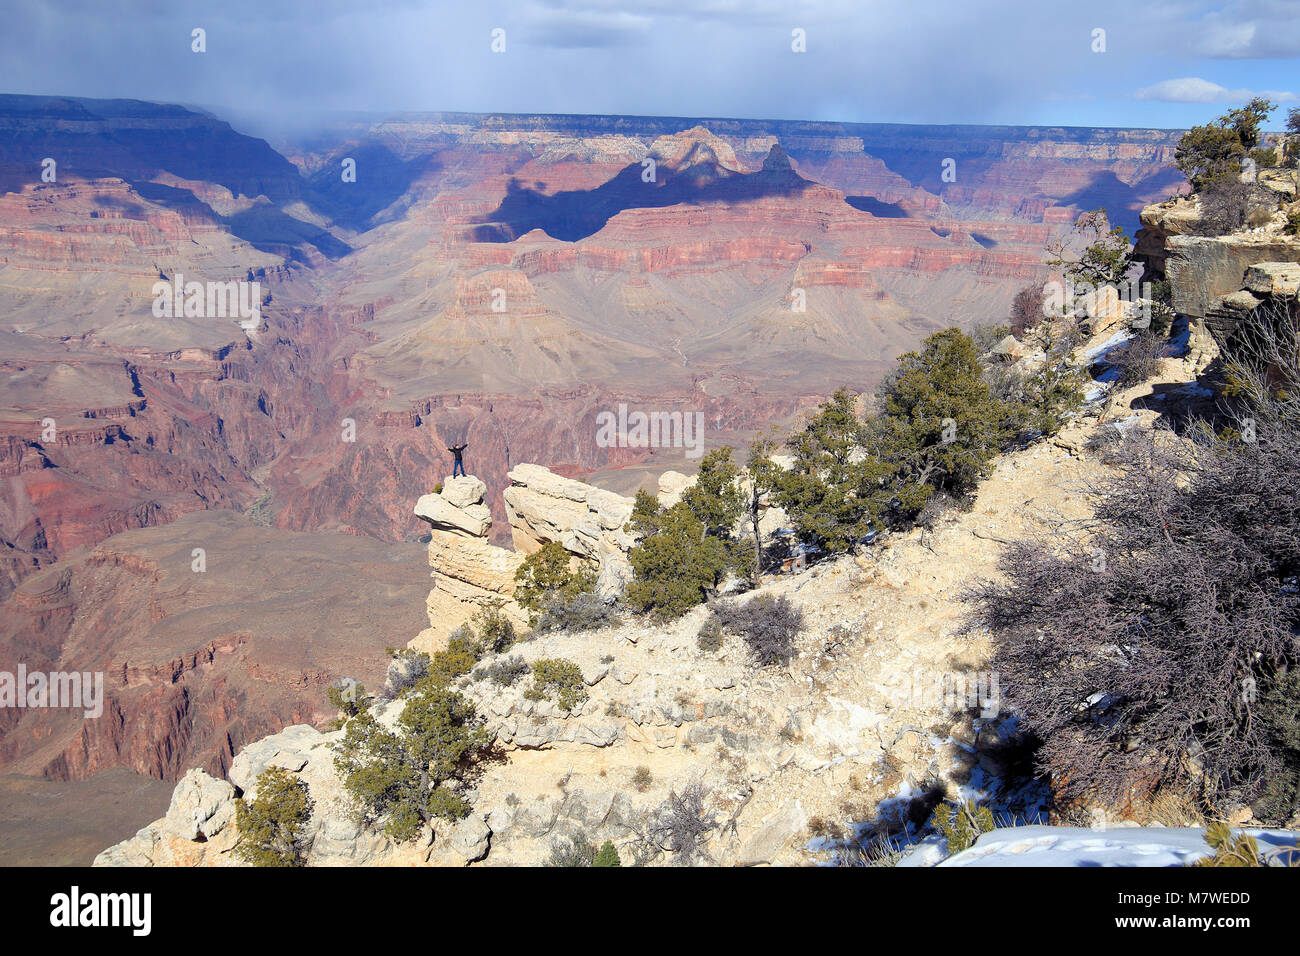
[[97, 418, 1121, 866]]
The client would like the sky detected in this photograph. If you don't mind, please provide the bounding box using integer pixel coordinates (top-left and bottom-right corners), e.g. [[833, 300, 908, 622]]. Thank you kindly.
[[2, 0, 1298, 137]]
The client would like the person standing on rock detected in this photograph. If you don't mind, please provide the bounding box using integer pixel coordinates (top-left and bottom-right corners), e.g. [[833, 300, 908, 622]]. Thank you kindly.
[[448, 442, 468, 478]]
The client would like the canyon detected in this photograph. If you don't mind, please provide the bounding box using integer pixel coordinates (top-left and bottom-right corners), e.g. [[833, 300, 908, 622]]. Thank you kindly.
[[0, 94, 1189, 859]]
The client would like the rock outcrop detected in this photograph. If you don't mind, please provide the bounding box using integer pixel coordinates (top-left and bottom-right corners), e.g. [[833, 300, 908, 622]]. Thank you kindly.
[[1135, 185, 1300, 351], [95, 722, 428, 866], [413, 476, 527, 651], [412, 467, 644, 651], [502, 464, 637, 602]]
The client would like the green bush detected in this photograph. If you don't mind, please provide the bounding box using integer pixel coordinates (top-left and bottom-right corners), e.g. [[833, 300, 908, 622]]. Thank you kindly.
[[626, 495, 729, 618], [334, 683, 492, 843], [928, 799, 995, 856], [474, 655, 529, 687], [774, 331, 1033, 556], [696, 614, 724, 653], [632, 766, 653, 793], [426, 633, 482, 689], [593, 840, 622, 867], [1143, 279, 1175, 337], [527, 658, 587, 711], [624, 447, 758, 617], [472, 604, 518, 654], [514, 541, 597, 621], [325, 679, 368, 729], [235, 767, 314, 867]]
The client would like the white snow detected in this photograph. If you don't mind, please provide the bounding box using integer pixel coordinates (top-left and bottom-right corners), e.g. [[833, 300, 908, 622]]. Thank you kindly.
[[896, 824, 1300, 867], [1082, 329, 1134, 366]]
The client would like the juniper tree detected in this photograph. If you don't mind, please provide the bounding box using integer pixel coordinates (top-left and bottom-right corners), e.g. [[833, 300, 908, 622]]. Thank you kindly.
[[334, 681, 492, 842], [1175, 99, 1276, 190], [593, 840, 622, 867], [1045, 209, 1132, 288], [513, 541, 597, 622], [234, 767, 314, 867], [626, 495, 728, 618], [681, 447, 743, 540], [775, 388, 894, 551], [870, 328, 1021, 496]]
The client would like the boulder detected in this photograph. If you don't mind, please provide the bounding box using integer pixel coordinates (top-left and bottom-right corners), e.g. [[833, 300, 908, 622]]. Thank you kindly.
[[503, 464, 636, 562], [657, 470, 692, 507], [1243, 261, 1300, 299], [414, 492, 492, 537], [989, 334, 1024, 362], [162, 769, 236, 842], [229, 724, 323, 795], [441, 475, 488, 509], [430, 814, 492, 865], [595, 553, 632, 603], [735, 800, 806, 866]]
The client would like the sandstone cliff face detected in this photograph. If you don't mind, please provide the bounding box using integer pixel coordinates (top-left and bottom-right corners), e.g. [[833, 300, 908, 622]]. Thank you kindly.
[[1135, 172, 1300, 350], [410, 467, 641, 652], [412, 476, 526, 652]]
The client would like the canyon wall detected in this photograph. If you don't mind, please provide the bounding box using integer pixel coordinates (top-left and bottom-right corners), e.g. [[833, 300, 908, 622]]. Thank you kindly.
[[0, 96, 1189, 806]]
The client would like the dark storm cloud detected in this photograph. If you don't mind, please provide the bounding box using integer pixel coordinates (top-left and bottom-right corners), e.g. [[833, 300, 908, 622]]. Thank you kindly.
[[1, 0, 1296, 133]]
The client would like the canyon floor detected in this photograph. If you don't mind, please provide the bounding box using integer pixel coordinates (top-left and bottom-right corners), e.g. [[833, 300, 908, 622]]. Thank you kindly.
[[0, 769, 172, 866]]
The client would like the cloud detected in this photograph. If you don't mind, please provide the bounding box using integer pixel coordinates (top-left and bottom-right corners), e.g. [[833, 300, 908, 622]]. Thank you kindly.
[[2, 0, 1299, 131], [1180, 0, 1300, 58], [523, 4, 653, 48], [1134, 77, 1297, 104]]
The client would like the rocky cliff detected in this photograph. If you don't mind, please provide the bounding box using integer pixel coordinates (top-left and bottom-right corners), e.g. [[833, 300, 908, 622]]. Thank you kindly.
[[409, 466, 639, 651], [98, 432, 1121, 866], [1135, 166, 1299, 350]]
